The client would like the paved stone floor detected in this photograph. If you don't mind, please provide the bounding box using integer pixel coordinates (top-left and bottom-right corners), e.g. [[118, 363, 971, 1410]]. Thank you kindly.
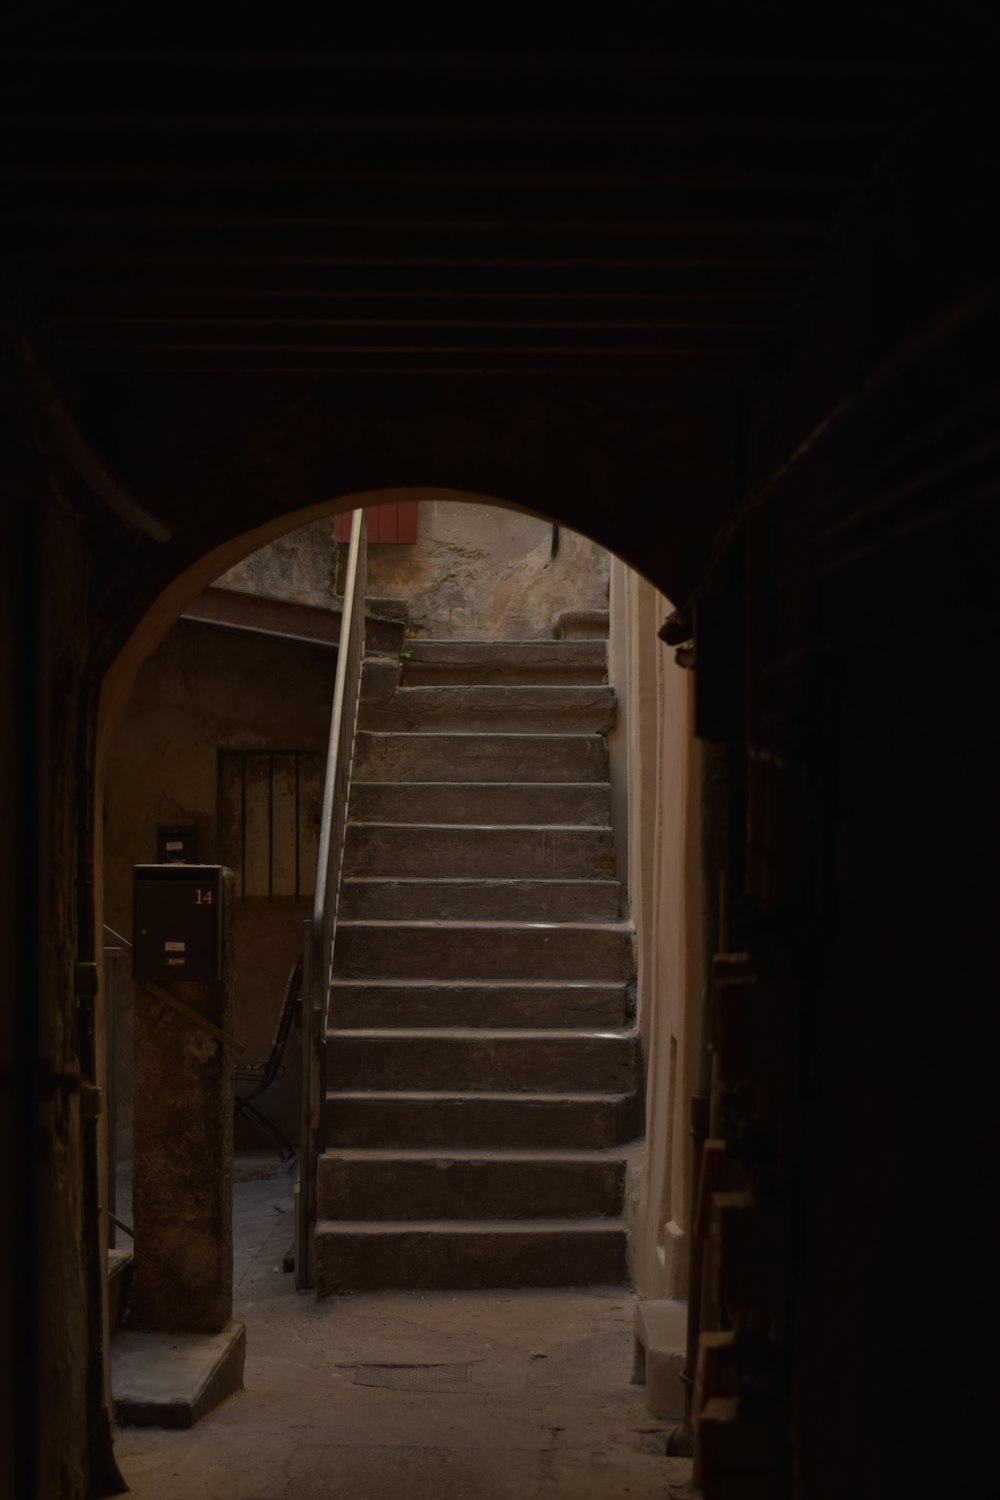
[[113, 1161, 695, 1499]]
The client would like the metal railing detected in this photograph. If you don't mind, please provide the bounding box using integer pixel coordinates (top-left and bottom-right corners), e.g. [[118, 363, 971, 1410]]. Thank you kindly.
[[296, 510, 367, 1289], [103, 943, 125, 1249], [103, 926, 136, 1245]]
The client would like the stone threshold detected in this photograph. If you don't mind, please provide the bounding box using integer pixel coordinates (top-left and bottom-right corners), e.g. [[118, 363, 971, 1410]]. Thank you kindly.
[[111, 1318, 246, 1429]]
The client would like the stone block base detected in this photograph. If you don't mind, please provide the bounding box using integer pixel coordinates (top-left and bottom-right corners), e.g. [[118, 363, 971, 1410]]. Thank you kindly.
[[632, 1298, 687, 1419], [112, 1319, 245, 1428]]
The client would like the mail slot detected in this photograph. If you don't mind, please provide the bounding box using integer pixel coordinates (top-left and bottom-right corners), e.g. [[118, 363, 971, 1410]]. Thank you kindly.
[[133, 864, 226, 983], [156, 823, 199, 864]]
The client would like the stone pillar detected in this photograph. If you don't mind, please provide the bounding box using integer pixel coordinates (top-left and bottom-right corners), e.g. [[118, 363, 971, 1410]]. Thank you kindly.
[[131, 869, 235, 1333]]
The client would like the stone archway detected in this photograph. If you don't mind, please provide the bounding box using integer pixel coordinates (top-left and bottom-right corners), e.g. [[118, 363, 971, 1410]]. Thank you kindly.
[[93, 479, 699, 1476]]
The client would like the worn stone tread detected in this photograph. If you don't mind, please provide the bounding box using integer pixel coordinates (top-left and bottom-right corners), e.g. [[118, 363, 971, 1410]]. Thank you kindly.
[[331, 975, 624, 989], [322, 1146, 630, 1163], [328, 1088, 635, 1102], [360, 685, 616, 733], [339, 878, 622, 922], [326, 1031, 638, 1091], [348, 781, 611, 825], [317, 1216, 626, 1233], [353, 731, 610, 783], [318, 1147, 629, 1219], [325, 1087, 640, 1149], [362, 686, 615, 705], [347, 821, 613, 833], [345, 820, 616, 878], [341, 878, 617, 890], [350, 778, 609, 787], [403, 640, 607, 661], [327, 1025, 636, 1042], [314, 1217, 629, 1292], [334, 918, 634, 983], [335, 918, 629, 934], [329, 978, 629, 1027], [401, 639, 607, 685]]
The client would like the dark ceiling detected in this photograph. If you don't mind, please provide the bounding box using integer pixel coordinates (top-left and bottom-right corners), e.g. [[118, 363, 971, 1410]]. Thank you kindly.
[[2, 10, 987, 387]]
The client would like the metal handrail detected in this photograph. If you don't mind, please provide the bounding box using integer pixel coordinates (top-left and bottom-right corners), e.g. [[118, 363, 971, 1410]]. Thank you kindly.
[[296, 510, 367, 1289], [102, 937, 126, 1250]]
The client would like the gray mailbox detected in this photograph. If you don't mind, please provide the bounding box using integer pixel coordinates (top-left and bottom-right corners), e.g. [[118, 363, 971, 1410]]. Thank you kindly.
[[133, 864, 226, 983]]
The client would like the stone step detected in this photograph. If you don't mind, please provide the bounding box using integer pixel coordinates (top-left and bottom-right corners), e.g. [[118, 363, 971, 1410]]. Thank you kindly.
[[326, 1027, 640, 1092], [348, 780, 611, 826], [359, 684, 616, 734], [329, 978, 630, 1029], [317, 1148, 626, 1220], [554, 609, 609, 641], [345, 823, 616, 878], [334, 920, 634, 982], [354, 731, 608, 784], [326, 1089, 640, 1150], [314, 1218, 628, 1295], [401, 639, 607, 686], [339, 877, 621, 923], [111, 1321, 246, 1428]]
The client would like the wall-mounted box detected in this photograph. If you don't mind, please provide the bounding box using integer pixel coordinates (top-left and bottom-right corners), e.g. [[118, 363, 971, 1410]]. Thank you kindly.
[[133, 864, 226, 983], [157, 823, 199, 864]]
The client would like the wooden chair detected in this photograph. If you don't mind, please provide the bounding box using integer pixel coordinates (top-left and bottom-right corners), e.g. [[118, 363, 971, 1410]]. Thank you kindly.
[[234, 954, 302, 1161]]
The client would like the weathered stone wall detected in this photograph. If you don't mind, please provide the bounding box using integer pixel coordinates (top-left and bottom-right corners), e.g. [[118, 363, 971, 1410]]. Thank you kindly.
[[215, 499, 610, 640], [104, 621, 337, 1154], [215, 515, 337, 610], [366, 499, 609, 639]]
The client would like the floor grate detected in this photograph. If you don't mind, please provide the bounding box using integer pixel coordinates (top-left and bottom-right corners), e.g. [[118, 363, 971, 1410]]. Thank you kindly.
[[352, 1362, 470, 1391]]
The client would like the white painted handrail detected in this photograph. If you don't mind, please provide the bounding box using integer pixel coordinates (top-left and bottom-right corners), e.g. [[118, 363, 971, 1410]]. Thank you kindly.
[[297, 510, 367, 1289]]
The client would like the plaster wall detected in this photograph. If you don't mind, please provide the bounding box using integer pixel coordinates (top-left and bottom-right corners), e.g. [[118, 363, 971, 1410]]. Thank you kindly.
[[103, 621, 337, 1157], [612, 563, 703, 1302], [215, 500, 610, 640], [215, 516, 338, 610]]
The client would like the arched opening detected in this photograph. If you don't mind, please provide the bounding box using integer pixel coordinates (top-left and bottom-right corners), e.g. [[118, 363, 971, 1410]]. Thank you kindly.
[[98, 482, 670, 761], [95, 485, 702, 1490]]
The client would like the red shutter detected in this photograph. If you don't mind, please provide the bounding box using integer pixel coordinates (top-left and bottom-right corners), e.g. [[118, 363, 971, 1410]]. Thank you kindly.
[[334, 504, 418, 543], [395, 500, 418, 542]]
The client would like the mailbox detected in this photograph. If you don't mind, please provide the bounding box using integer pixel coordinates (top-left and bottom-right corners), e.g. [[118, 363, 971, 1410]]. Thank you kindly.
[[133, 864, 225, 983], [156, 823, 199, 864]]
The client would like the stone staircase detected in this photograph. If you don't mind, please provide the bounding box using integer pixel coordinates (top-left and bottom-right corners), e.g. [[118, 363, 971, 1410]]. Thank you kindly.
[[313, 637, 640, 1294]]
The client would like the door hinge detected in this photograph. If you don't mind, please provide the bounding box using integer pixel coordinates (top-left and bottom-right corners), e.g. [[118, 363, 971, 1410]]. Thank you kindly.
[[75, 960, 99, 1003], [80, 1083, 103, 1120], [37, 1060, 81, 1100]]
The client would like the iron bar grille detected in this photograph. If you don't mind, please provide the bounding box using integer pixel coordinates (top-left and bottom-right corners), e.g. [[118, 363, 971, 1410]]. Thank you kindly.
[[218, 750, 323, 900]]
